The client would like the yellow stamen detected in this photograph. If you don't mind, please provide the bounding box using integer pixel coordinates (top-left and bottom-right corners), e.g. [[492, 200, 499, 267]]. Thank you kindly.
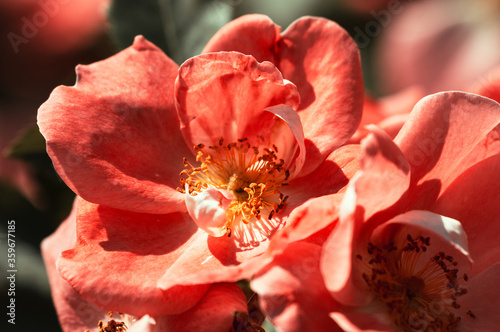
[[178, 137, 289, 247]]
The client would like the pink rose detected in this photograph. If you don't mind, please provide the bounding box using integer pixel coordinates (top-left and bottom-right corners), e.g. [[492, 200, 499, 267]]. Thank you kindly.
[[252, 92, 500, 331], [38, 15, 363, 327]]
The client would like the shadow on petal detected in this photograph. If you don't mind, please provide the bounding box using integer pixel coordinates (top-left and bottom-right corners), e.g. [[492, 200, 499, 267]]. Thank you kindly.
[[98, 209, 198, 256], [207, 235, 240, 266]]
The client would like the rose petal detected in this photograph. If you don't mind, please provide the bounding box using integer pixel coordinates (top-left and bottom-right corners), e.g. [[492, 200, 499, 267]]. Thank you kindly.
[[432, 154, 500, 277], [394, 91, 500, 209], [127, 315, 157, 332], [38, 36, 189, 214], [265, 104, 306, 177], [459, 263, 500, 331], [158, 234, 271, 291], [357, 125, 410, 223], [322, 126, 411, 306], [444, 123, 500, 190], [268, 193, 344, 255], [371, 210, 471, 261], [44, 201, 250, 331], [57, 198, 209, 317], [185, 187, 233, 237], [175, 51, 300, 149], [252, 242, 341, 332], [61, 202, 272, 300], [277, 16, 363, 175], [329, 311, 393, 332], [41, 200, 109, 331], [285, 144, 360, 210], [159, 283, 248, 332], [269, 145, 360, 252], [204, 15, 364, 175], [321, 183, 369, 306], [203, 14, 280, 63]]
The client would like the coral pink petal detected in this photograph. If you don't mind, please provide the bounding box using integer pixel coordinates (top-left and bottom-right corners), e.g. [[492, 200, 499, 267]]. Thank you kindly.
[[459, 263, 500, 331], [269, 145, 360, 251], [277, 17, 363, 175], [322, 126, 410, 306], [158, 232, 272, 291], [321, 183, 369, 307], [127, 316, 157, 332], [57, 198, 209, 317], [252, 242, 341, 332], [329, 311, 393, 332], [158, 283, 248, 332], [88, 285, 247, 332], [38, 36, 189, 214], [356, 125, 410, 223], [41, 201, 109, 331], [204, 15, 364, 175], [203, 14, 280, 64], [394, 92, 500, 209], [269, 193, 344, 254], [265, 104, 305, 177], [185, 187, 233, 237], [371, 210, 470, 260], [286, 144, 360, 208], [175, 52, 300, 148], [444, 123, 500, 190], [432, 154, 500, 277]]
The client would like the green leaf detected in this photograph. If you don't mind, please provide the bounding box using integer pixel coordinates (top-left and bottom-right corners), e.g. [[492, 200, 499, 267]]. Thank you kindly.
[[109, 0, 237, 64], [109, 0, 168, 53], [4, 124, 46, 158]]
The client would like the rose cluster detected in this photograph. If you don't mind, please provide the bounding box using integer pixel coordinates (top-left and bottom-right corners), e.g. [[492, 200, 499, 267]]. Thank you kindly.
[[39, 14, 500, 332]]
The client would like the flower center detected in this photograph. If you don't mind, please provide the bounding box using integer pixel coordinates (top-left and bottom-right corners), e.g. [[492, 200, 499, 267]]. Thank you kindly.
[[401, 276, 425, 300], [357, 234, 475, 331], [85, 312, 134, 332], [178, 137, 289, 247]]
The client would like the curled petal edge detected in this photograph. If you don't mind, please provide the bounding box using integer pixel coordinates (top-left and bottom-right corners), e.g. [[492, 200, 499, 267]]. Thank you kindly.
[[372, 210, 472, 263], [185, 186, 234, 237], [265, 104, 306, 178]]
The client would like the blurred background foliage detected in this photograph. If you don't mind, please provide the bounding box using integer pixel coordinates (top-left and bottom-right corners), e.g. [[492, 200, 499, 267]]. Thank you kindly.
[[1, 0, 499, 330]]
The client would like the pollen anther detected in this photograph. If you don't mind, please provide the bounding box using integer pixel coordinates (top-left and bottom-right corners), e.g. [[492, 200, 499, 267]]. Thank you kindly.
[[358, 234, 475, 331], [178, 137, 290, 248]]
